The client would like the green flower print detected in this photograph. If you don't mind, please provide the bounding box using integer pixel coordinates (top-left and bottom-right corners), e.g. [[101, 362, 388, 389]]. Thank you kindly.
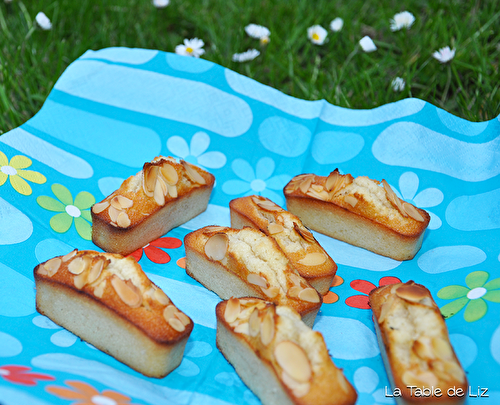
[[37, 184, 95, 240], [438, 271, 500, 322]]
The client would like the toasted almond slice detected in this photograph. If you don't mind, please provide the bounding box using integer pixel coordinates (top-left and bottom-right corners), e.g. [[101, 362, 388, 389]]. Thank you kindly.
[[163, 304, 177, 321], [143, 165, 159, 196], [111, 276, 142, 308], [110, 196, 122, 210], [260, 310, 275, 346], [297, 252, 326, 266], [174, 310, 191, 326], [402, 202, 425, 222], [325, 170, 340, 192], [205, 233, 228, 261], [395, 284, 428, 303], [160, 163, 179, 186], [87, 259, 105, 284], [288, 285, 301, 298], [203, 226, 227, 233], [377, 300, 393, 323], [68, 256, 90, 275], [166, 184, 177, 199], [224, 298, 241, 323], [344, 195, 358, 207], [92, 201, 110, 214], [251, 196, 282, 212], [248, 308, 260, 337], [153, 178, 165, 206], [298, 287, 320, 303], [402, 370, 438, 387], [117, 195, 133, 209], [261, 285, 279, 298], [413, 336, 435, 360], [108, 205, 120, 223], [74, 271, 88, 290], [299, 176, 313, 194], [274, 341, 312, 383], [288, 273, 302, 287], [268, 222, 284, 234], [168, 317, 186, 332], [281, 371, 310, 398], [310, 184, 324, 193], [306, 188, 329, 201], [234, 322, 250, 335], [154, 288, 170, 305], [181, 160, 206, 185], [94, 280, 106, 298], [43, 257, 62, 277], [37, 266, 49, 276], [62, 249, 77, 262], [382, 180, 407, 217], [444, 360, 466, 383], [116, 211, 131, 228], [432, 337, 453, 360], [157, 175, 167, 196], [293, 223, 315, 244], [247, 273, 268, 288]]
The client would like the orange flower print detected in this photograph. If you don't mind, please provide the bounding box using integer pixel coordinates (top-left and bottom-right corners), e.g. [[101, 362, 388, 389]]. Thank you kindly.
[[323, 275, 344, 304], [46, 380, 140, 405]]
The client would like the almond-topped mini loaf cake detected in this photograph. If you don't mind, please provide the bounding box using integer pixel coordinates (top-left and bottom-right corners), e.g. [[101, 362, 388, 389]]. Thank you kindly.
[[216, 298, 357, 405], [184, 226, 322, 327], [230, 195, 337, 295], [34, 249, 193, 378], [92, 156, 215, 256], [369, 281, 467, 404], [284, 169, 430, 260]]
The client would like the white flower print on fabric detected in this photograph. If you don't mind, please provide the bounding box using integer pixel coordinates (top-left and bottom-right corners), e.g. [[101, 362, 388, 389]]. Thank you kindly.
[[390, 11, 415, 32], [221, 157, 291, 206], [174, 340, 212, 377], [32, 315, 81, 348], [175, 38, 205, 58], [432, 46, 455, 63], [167, 132, 227, 170], [395, 171, 444, 230], [353, 366, 395, 405]]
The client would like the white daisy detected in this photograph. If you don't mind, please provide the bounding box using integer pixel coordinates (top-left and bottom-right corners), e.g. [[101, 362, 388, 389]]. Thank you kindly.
[[359, 36, 377, 52], [152, 0, 170, 8], [307, 25, 327, 45], [232, 49, 260, 63], [35, 12, 52, 30], [175, 38, 205, 58], [432, 46, 455, 63], [245, 24, 271, 41], [330, 17, 344, 32], [391, 77, 406, 92], [390, 11, 415, 31]]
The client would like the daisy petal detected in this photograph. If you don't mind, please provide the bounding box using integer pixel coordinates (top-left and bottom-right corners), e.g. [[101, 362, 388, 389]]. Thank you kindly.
[[231, 159, 255, 182], [151, 237, 183, 249], [437, 285, 469, 300], [221, 180, 252, 195], [484, 277, 500, 290], [10, 175, 32, 195], [80, 209, 92, 222], [427, 211, 442, 230], [128, 248, 143, 262], [197, 151, 227, 169], [413, 188, 444, 208], [167, 136, 190, 158], [379, 276, 401, 286], [265, 174, 292, 190], [0, 151, 8, 166], [74, 191, 96, 210], [350, 279, 377, 294], [440, 297, 469, 319], [463, 299, 487, 322], [255, 157, 275, 180], [483, 290, 500, 303], [10, 155, 32, 170], [37, 196, 66, 212], [74, 217, 92, 240], [261, 189, 284, 206], [45, 386, 89, 400], [190, 132, 210, 157], [345, 295, 371, 309], [66, 380, 99, 396], [17, 170, 47, 184], [52, 184, 73, 205], [0, 172, 8, 186], [465, 271, 489, 289], [144, 246, 171, 264], [399, 171, 419, 200], [50, 213, 73, 233], [322, 291, 338, 304]]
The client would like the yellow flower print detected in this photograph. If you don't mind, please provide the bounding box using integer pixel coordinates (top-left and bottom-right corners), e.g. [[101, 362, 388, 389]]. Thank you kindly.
[[0, 151, 46, 195]]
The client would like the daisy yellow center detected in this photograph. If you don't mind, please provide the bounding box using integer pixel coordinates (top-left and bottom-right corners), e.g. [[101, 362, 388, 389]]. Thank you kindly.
[[467, 287, 487, 300], [312, 33, 320, 40], [65, 205, 81, 218], [250, 179, 266, 192], [186, 47, 194, 53], [91, 396, 117, 405], [1, 166, 17, 176]]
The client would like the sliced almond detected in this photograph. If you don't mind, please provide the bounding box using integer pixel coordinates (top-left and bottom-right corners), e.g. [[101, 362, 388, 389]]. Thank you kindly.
[[261, 285, 279, 298], [247, 273, 268, 288], [252, 196, 282, 212], [382, 180, 407, 217], [108, 205, 120, 223], [167, 184, 178, 198], [117, 195, 133, 209], [234, 322, 250, 335], [325, 170, 340, 192], [110, 196, 123, 210], [281, 371, 310, 398], [87, 259, 105, 284], [73, 271, 88, 290], [288, 273, 303, 287], [168, 317, 186, 332], [395, 284, 428, 303], [160, 163, 179, 185], [181, 160, 206, 185], [205, 233, 228, 261], [444, 360, 466, 383], [93, 280, 106, 298], [143, 165, 159, 196], [268, 222, 284, 234], [260, 310, 275, 346], [344, 195, 358, 207], [174, 310, 191, 326], [402, 202, 425, 222], [92, 201, 110, 214], [298, 287, 320, 303], [153, 178, 165, 206], [68, 256, 90, 275], [163, 304, 177, 321], [310, 184, 324, 193], [224, 298, 241, 323], [432, 337, 453, 360], [203, 226, 227, 233], [288, 285, 302, 298], [297, 252, 326, 266], [377, 300, 393, 323], [299, 176, 313, 194], [413, 336, 435, 360], [116, 211, 131, 228], [248, 308, 260, 337], [402, 370, 438, 387], [293, 223, 315, 244], [62, 249, 77, 262], [111, 276, 142, 308], [306, 188, 329, 201], [154, 288, 170, 305], [43, 258, 62, 277], [37, 266, 48, 276], [274, 341, 312, 383]]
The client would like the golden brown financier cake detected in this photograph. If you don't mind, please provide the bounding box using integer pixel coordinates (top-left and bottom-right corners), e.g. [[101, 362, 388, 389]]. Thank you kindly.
[[229, 195, 337, 295], [184, 226, 322, 327], [34, 249, 193, 378], [369, 281, 467, 404], [284, 169, 430, 261], [216, 297, 357, 405], [92, 156, 215, 256]]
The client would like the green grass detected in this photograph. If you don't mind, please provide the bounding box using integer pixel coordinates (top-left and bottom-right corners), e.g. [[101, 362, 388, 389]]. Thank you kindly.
[[1, 0, 499, 134]]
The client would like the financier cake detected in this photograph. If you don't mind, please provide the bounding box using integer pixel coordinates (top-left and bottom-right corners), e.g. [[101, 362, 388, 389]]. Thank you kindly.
[[34, 249, 193, 378], [284, 169, 430, 261], [184, 226, 322, 327], [369, 281, 467, 404], [229, 195, 337, 295], [92, 156, 215, 256], [216, 297, 357, 405]]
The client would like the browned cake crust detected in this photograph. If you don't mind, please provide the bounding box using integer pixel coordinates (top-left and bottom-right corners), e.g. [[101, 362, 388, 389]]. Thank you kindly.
[[184, 226, 322, 327], [229, 195, 337, 295], [369, 281, 467, 404], [284, 170, 430, 261], [216, 298, 357, 405], [34, 250, 193, 378], [92, 156, 215, 256]]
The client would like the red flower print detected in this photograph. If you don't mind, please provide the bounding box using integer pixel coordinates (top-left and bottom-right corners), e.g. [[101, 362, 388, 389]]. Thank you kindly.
[[128, 237, 182, 264], [323, 275, 344, 304], [0, 365, 55, 386], [345, 276, 401, 309]]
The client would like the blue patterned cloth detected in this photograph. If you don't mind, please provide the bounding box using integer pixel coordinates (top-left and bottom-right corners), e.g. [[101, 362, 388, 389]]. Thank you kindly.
[[0, 47, 499, 404]]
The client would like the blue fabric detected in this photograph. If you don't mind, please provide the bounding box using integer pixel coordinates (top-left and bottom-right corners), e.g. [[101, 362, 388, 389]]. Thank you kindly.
[[0, 47, 499, 404]]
